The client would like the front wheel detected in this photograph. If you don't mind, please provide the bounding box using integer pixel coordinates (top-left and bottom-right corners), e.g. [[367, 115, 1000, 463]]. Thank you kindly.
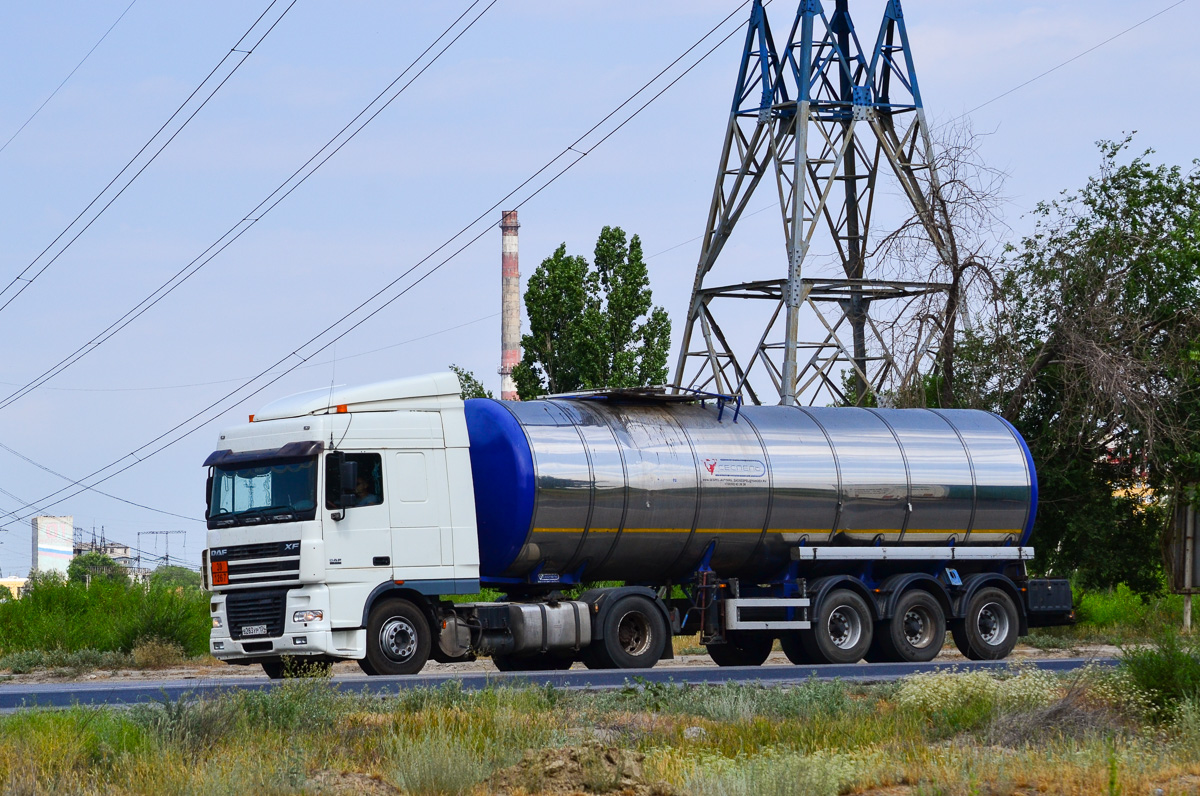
[[491, 651, 574, 672], [952, 587, 1018, 660], [363, 598, 431, 675], [261, 658, 332, 679]]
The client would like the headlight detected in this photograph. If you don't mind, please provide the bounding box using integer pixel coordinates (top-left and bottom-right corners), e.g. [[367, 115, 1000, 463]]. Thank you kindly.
[[293, 610, 323, 623], [212, 617, 222, 628]]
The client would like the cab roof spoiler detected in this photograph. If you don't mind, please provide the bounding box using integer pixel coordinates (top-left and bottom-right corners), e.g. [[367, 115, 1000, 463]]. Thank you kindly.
[[203, 440, 324, 468]]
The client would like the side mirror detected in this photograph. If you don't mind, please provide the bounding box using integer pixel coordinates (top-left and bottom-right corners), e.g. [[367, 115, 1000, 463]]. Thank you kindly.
[[204, 470, 214, 520], [326, 453, 359, 520], [340, 460, 359, 505]]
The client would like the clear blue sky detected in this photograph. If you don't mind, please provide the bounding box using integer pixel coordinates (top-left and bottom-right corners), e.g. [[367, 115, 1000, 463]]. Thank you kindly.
[[1, 0, 1196, 576]]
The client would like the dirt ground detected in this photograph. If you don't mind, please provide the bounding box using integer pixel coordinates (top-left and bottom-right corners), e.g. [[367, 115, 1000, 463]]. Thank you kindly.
[[0, 642, 1119, 685]]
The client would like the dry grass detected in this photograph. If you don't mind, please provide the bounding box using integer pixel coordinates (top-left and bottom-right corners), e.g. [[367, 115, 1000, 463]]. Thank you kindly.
[[0, 664, 1196, 795]]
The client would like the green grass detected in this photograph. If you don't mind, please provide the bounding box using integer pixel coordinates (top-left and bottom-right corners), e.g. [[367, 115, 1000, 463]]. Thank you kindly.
[[1023, 584, 1192, 649]]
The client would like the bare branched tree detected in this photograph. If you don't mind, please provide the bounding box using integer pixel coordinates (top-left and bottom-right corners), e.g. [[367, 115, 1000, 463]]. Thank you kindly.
[[869, 120, 1011, 408]]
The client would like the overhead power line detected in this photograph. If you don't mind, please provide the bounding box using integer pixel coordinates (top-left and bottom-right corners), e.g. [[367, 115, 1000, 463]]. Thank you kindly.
[[646, 0, 1193, 264], [0, 439, 200, 526], [0, 0, 494, 414], [0, 312, 499, 393], [0, 311, 496, 528], [0, 1, 139, 156], [955, 0, 1190, 121], [0, 0, 297, 316], [0, 2, 757, 532]]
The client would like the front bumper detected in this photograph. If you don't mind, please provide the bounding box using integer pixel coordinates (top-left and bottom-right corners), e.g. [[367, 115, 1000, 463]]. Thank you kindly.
[[209, 584, 365, 661]]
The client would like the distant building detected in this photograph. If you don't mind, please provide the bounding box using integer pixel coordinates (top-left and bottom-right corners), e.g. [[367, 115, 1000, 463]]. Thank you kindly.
[[30, 516, 73, 575], [73, 539, 149, 583], [0, 576, 28, 599]]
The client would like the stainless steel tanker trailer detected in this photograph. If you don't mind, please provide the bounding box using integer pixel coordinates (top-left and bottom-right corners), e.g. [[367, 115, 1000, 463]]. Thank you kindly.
[[201, 373, 1073, 677]]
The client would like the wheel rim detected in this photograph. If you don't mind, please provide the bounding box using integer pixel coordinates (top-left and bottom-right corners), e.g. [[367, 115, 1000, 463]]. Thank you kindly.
[[616, 610, 652, 656], [976, 602, 1010, 647], [379, 616, 418, 662], [903, 605, 936, 649], [826, 605, 863, 650]]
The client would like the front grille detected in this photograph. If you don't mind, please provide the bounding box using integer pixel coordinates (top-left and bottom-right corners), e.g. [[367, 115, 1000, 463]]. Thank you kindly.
[[229, 559, 301, 577], [210, 540, 303, 588], [226, 588, 289, 639], [211, 541, 300, 561]]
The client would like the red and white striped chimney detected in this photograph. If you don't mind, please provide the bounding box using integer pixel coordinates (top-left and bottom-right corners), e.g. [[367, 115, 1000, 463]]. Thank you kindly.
[[499, 210, 521, 400]]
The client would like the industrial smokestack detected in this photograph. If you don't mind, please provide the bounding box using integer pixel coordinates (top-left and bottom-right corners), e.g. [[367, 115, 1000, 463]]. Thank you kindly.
[[499, 210, 520, 400]]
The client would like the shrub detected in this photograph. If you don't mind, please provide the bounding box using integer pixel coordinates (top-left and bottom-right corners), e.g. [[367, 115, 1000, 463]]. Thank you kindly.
[[0, 578, 209, 657], [0, 650, 44, 674], [1119, 633, 1200, 720], [132, 639, 186, 669]]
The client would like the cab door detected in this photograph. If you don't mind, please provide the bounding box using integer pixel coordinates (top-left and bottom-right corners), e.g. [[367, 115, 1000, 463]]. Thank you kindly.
[[322, 452, 392, 579], [389, 449, 453, 580]]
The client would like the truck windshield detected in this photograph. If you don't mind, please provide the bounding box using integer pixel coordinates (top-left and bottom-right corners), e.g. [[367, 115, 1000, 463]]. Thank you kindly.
[[208, 459, 318, 528]]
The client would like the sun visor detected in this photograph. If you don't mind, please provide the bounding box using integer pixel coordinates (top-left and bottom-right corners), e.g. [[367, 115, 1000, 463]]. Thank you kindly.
[[203, 440, 324, 467]]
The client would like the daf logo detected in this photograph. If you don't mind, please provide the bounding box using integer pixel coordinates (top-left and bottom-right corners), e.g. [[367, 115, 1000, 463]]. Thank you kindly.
[[211, 548, 227, 557], [283, 542, 300, 551]]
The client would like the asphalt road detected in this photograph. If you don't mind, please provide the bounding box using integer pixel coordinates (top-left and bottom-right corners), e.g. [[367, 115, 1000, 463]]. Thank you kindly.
[[0, 657, 1115, 710]]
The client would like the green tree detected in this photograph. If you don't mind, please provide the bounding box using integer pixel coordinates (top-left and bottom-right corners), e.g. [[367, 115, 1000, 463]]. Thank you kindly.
[[953, 139, 1200, 594], [449, 364, 493, 399], [513, 226, 671, 399], [68, 552, 129, 586], [150, 565, 202, 590], [0, 584, 13, 601]]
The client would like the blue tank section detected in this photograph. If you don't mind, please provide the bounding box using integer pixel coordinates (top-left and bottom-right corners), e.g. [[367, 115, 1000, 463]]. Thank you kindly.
[[463, 399, 535, 577], [996, 414, 1038, 546]]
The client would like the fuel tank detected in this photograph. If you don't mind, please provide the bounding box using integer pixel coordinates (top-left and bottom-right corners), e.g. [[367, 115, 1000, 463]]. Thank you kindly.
[[464, 399, 1036, 583]]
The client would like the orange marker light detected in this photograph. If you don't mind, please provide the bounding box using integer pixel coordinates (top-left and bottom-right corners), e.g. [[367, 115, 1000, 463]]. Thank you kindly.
[[248, 414, 255, 422], [337, 404, 349, 413]]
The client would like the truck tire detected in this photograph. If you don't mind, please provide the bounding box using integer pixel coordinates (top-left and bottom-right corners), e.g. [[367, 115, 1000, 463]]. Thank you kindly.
[[592, 595, 667, 669], [491, 651, 574, 672], [780, 632, 814, 664], [706, 632, 772, 666], [800, 589, 873, 664], [363, 598, 431, 675], [874, 590, 946, 663], [952, 587, 1018, 660], [261, 658, 333, 679]]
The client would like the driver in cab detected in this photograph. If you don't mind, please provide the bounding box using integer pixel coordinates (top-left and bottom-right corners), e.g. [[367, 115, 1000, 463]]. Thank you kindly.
[[353, 476, 381, 507]]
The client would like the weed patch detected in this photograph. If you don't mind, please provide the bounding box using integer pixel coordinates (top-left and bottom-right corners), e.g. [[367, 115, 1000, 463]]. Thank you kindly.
[[1120, 633, 1200, 720]]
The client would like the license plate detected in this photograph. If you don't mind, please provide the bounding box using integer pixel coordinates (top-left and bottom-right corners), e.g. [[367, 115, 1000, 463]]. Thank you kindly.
[[241, 625, 268, 637]]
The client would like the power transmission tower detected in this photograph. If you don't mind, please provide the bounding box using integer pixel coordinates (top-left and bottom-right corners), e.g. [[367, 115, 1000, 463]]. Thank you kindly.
[[672, 0, 951, 406], [138, 530, 187, 569]]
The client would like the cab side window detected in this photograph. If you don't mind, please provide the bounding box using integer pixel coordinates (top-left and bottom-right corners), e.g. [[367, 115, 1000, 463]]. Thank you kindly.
[[325, 453, 384, 509]]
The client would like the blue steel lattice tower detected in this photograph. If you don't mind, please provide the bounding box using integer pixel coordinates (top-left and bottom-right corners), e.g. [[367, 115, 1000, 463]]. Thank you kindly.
[[671, 0, 952, 406]]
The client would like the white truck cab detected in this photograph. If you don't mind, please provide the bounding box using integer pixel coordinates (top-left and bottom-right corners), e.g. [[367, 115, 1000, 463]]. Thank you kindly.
[[204, 373, 481, 674]]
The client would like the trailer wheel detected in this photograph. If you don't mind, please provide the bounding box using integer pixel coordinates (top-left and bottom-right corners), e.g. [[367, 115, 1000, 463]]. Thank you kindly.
[[705, 632, 772, 667], [779, 632, 814, 664], [491, 652, 574, 672], [363, 598, 431, 675], [801, 589, 873, 664], [593, 595, 667, 669], [952, 587, 1018, 660], [875, 590, 946, 663]]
